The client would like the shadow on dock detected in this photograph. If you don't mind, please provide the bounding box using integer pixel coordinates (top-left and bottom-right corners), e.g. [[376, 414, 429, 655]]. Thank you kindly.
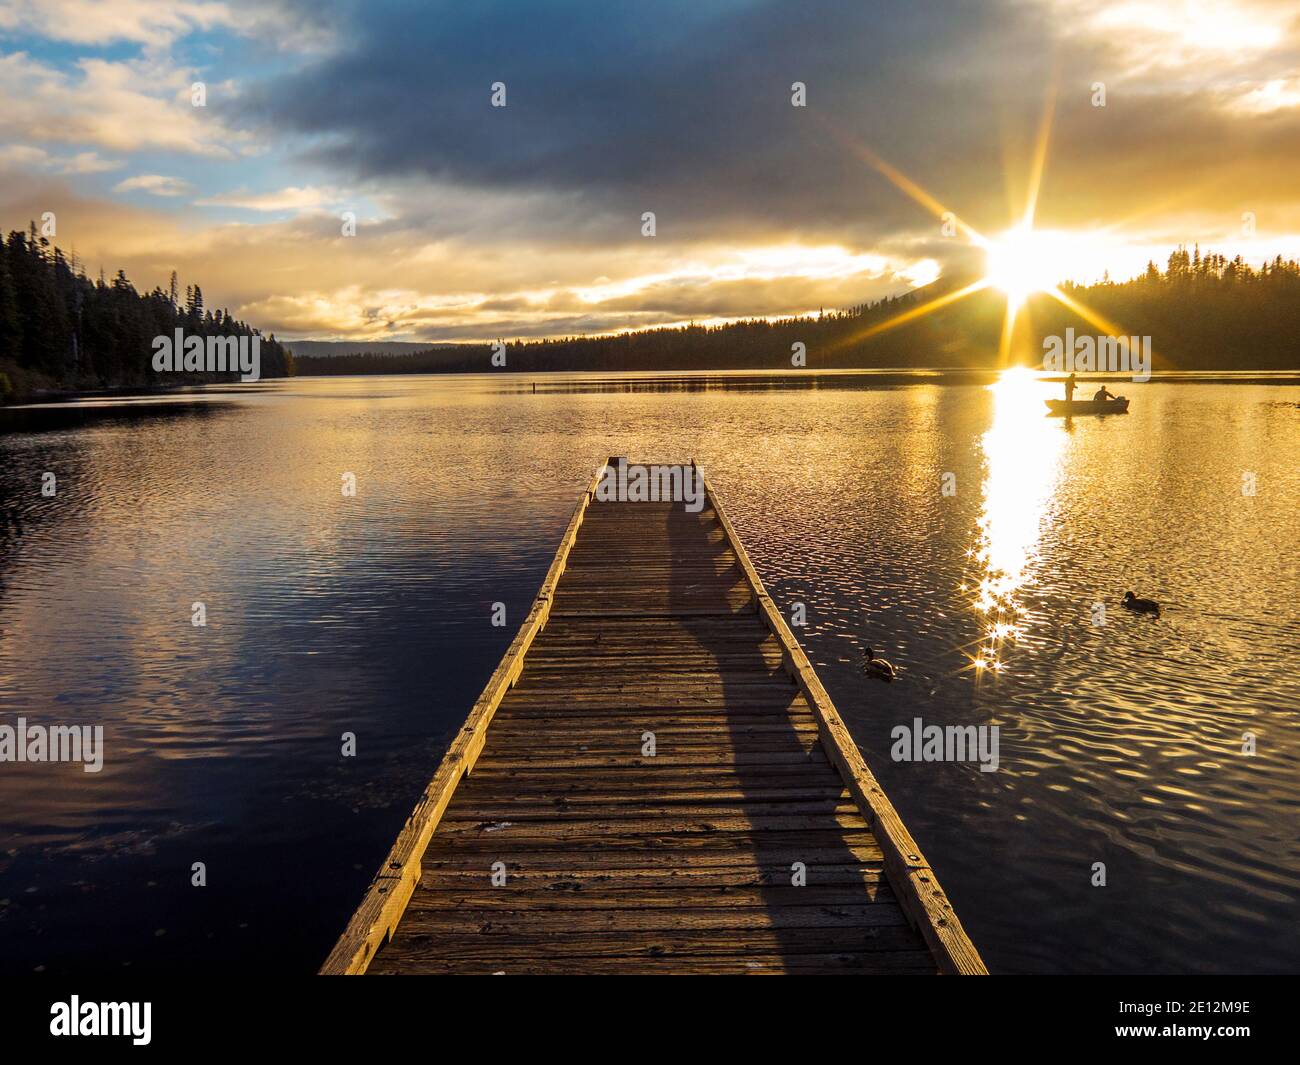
[[666, 495, 936, 973]]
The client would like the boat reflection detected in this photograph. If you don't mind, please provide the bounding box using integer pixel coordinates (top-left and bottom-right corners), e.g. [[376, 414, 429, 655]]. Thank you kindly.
[[961, 368, 1066, 674]]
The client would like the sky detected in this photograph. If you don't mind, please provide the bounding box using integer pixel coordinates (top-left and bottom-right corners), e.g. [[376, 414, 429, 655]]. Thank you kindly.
[[2, 0, 1299, 342]]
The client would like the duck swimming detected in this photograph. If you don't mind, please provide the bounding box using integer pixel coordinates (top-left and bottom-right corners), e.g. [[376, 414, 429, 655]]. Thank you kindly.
[[864, 645, 897, 681], [1122, 591, 1161, 617]]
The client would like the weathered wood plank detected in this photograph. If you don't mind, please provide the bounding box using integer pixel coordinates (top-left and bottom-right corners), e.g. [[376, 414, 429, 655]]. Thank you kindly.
[[407, 885, 899, 909], [369, 935, 939, 975], [417, 861, 882, 884], [449, 786, 851, 804], [480, 750, 824, 766], [417, 846, 888, 870], [466, 763, 847, 781], [433, 812, 872, 839], [443, 800, 864, 821], [483, 715, 819, 730], [393, 903, 911, 934], [417, 863, 886, 890], [401, 829, 882, 853]]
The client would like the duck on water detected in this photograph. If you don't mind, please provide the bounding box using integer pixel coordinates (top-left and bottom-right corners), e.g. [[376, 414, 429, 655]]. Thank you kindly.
[[1122, 591, 1161, 617], [864, 646, 897, 681]]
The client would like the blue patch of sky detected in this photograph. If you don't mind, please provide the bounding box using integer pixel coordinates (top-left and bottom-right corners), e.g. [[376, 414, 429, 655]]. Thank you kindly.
[[6, 21, 364, 224], [0, 34, 139, 67]]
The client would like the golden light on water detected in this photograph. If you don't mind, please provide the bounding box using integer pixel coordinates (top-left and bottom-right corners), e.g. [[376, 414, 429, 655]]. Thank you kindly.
[[963, 366, 1068, 674]]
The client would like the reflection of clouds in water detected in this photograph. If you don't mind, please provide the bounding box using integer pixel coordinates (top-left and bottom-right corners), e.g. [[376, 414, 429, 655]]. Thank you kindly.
[[963, 368, 1066, 673]]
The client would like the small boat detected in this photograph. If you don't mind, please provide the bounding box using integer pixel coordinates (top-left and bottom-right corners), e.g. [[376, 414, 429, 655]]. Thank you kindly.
[[1045, 397, 1129, 417]]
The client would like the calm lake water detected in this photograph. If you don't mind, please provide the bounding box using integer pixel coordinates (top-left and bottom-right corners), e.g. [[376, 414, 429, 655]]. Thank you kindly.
[[1, 371, 1297, 974]]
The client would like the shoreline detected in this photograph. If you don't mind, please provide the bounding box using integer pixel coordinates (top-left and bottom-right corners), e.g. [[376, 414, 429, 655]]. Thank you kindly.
[[0, 378, 282, 410], [2, 382, 198, 407], [3, 367, 1298, 411]]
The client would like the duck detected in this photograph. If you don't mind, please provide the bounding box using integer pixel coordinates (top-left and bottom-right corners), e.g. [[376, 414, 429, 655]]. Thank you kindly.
[[864, 645, 897, 681], [1122, 591, 1161, 617]]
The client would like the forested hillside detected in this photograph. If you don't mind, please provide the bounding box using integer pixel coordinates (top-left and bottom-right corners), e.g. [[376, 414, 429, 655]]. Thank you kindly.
[[0, 226, 293, 401]]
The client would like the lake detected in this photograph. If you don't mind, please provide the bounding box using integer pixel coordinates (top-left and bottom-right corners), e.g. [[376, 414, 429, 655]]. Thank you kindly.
[[1, 371, 1297, 974]]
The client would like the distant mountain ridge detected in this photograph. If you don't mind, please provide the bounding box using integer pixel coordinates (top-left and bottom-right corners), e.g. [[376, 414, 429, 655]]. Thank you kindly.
[[284, 340, 452, 358]]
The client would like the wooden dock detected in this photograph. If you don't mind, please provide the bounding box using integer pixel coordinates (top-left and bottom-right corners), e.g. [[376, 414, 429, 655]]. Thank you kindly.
[[322, 459, 985, 975]]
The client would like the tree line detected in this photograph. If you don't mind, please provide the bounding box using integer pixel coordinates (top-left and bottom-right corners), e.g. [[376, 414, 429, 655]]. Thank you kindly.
[[297, 246, 1300, 377], [0, 225, 293, 401]]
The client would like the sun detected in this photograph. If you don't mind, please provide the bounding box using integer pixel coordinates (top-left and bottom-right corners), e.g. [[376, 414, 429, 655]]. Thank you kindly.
[[983, 225, 1070, 309], [823, 82, 1141, 365]]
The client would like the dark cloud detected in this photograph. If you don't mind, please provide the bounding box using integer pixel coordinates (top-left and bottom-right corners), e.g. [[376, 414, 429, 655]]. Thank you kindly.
[[246, 0, 1059, 246], [243, 0, 1300, 254]]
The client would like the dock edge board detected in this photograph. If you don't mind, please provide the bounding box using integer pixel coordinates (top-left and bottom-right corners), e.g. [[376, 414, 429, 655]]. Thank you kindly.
[[319, 457, 986, 976]]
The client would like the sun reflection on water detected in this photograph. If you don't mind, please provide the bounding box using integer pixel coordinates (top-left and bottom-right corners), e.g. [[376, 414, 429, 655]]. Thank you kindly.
[[963, 367, 1067, 674]]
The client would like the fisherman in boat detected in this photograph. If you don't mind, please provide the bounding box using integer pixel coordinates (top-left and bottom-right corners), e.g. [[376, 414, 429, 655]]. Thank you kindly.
[[1065, 373, 1077, 402], [1092, 385, 1115, 402]]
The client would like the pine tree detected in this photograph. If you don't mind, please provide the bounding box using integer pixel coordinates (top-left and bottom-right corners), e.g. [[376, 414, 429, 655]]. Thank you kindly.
[[0, 237, 22, 360], [186, 284, 204, 323]]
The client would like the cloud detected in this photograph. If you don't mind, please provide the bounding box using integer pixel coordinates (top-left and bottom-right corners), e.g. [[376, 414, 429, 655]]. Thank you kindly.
[[1051, 0, 1296, 74], [244, 1, 1017, 244], [0, 0, 241, 46], [223, 236, 942, 341], [2, 169, 949, 341], [1232, 77, 1300, 114], [0, 143, 121, 173], [196, 185, 337, 212], [243, 0, 1300, 248], [0, 0, 338, 52], [114, 173, 194, 196], [0, 51, 254, 156]]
